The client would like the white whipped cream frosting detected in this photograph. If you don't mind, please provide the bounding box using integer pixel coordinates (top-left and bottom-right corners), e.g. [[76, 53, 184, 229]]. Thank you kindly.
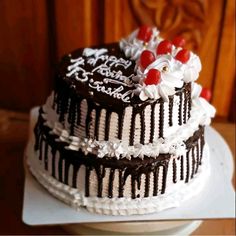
[[119, 28, 161, 60], [191, 83, 216, 125], [119, 27, 202, 102], [136, 55, 184, 102]]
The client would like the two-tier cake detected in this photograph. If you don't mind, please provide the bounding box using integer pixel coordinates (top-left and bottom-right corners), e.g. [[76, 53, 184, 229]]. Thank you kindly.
[[27, 26, 216, 215]]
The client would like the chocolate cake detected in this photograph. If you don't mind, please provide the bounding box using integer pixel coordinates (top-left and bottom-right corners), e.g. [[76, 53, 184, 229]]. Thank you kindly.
[[27, 26, 216, 215]]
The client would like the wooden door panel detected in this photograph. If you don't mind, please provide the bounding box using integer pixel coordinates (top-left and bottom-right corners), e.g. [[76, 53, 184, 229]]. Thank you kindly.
[[0, 0, 52, 111], [53, 0, 103, 60], [212, 0, 235, 117]]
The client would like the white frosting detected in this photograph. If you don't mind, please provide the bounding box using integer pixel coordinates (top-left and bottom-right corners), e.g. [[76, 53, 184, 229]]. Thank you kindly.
[[183, 53, 202, 83], [136, 55, 184, 102], [27, 142, 210, 215], [119, 27, 203, 102], [119, 28, 161, 60], [191, 82, 216, 125]]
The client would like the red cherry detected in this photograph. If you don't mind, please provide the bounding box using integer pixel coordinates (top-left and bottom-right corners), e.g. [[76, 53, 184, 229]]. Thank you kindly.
[[137, 25, 153, 42], [175, 49, 190, 63], [144, 69, 161, 85], [172, 36, 186, 47], [156, 40, 172, 55], [140, 50, 156, 69], [200, 88, 212, 101]]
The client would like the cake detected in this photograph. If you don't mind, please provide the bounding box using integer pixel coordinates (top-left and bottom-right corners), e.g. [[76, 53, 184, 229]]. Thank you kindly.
[[27, 26, 216, 215]]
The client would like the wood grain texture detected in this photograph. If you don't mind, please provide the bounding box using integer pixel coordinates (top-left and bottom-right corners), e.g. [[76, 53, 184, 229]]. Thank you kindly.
[[0, 0, 52, 111], [104, 0, 138, 42], [212, 0, 235, 117], [53, 0, 102, 60]]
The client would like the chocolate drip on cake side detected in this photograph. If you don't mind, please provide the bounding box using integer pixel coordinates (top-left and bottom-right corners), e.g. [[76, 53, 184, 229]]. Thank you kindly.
[[180, 155, 184, 180], [183, 88, 187, 124], [185, 150, 190, 183], [161, 163, 169, 194], [118, 169, 124, 197], [144, 172, 150, 197], [159, 100, 164, 138], [44, 142, 49, 170], [149, 102, 156, 143], [153, 168, 159, 196], [72, 165, 80, 188], [191, 146, 196, 179], [173, 158, 177, 183], [187, 87, 191, 119], [195, 140, 200, 174], [117, 112, 124, 140], [63, 159, 71, 185], [199, 129, 205, 164], [178, 92, 183, 125], [56, 88, 70, 124], [85, 166, 92, 197], [108, 168, 115, 198], [96, 165, 106, 197], [51, 148, 57, 178], [38, 136, 44, 161], [168, 97, 174, 127], [68, 97, 77, 135], [140, 110, 146, 144], [58, 154, 63, 182], [129, 109, 136, 146]]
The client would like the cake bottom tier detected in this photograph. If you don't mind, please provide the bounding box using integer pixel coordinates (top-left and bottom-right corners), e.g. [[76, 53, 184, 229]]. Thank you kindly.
[[27, 124, 210, 215]]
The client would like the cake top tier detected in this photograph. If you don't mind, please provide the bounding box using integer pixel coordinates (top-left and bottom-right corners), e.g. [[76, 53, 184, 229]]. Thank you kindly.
[[58, 26, 201, 107]]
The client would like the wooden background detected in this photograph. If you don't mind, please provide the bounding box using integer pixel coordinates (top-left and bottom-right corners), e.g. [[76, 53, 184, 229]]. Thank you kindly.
[[0, 0, 235, 120]]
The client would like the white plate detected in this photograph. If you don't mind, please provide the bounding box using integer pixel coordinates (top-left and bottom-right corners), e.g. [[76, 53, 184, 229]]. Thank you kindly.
[[22, 108, 235, 226]]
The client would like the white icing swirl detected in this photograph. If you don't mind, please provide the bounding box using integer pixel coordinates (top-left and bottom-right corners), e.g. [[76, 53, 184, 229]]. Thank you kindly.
[[137, 56, 184, 102], [182, 53, 202, 83], [119, 28, 161, 60], [191, 82, 216, 124]]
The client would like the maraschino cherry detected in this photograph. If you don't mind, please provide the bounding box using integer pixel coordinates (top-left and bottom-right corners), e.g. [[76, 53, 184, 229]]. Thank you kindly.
[[156, 40, 172, 55], [140, 50, 155, 69], [172, 36, 186, 48], [137, 25, 153, 42], [144, 69, 161, 85], [175, 49, 190, 63], [200, 88, 212, 101]]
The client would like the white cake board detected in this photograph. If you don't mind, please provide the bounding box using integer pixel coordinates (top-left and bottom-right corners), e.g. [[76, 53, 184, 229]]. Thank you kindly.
[[22, 108, 235, 235]]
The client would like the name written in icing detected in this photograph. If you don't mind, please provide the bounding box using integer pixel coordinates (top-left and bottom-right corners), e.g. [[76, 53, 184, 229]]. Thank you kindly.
[[66, 48, 134, 103]]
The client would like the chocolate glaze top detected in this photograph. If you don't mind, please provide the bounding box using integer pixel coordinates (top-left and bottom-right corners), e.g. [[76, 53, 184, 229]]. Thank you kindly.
[[57, 42, 185, 109]]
